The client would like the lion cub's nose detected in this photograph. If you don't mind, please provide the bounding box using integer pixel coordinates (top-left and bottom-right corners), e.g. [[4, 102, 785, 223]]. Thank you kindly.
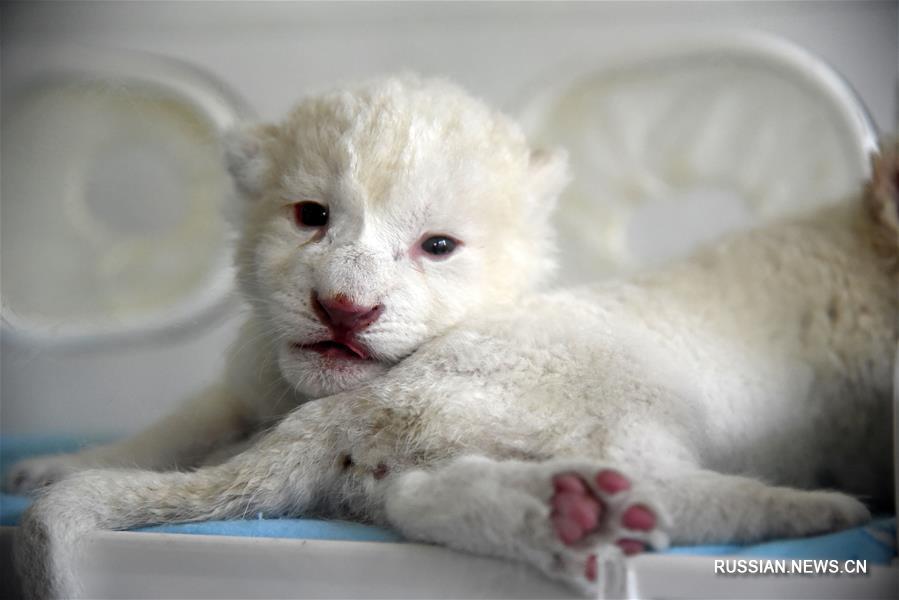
[[312, 292, 384, 333]]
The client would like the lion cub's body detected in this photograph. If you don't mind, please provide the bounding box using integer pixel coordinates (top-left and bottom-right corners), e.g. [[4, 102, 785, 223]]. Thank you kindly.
[[395, 201, 895, 502], [11, 77, 898, 599]]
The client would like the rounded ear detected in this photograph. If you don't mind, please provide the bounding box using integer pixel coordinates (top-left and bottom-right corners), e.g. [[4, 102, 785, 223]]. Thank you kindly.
[[528, 148, 571, 211], [222, 123, 278, 198]]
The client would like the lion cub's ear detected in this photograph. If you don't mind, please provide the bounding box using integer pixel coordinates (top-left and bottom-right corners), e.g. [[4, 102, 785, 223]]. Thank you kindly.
[[527, 148, 571, 211], [223, 124, 280, 198], [864, 137, 899, 263]]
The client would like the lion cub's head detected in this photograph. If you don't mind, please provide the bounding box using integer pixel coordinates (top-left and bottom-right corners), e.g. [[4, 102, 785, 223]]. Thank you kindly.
[[225, 76, 568, 397]]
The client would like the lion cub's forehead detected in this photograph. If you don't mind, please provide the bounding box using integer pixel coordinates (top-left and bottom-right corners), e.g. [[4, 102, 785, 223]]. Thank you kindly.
[[279, 78, 530, 216]]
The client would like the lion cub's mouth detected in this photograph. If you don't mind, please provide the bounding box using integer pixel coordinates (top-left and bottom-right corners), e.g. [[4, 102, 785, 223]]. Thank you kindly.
[[293, 340, 372, 361]]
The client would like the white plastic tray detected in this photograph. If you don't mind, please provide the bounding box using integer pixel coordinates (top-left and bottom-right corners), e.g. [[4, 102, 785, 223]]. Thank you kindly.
[[2, 527, 895, 599]]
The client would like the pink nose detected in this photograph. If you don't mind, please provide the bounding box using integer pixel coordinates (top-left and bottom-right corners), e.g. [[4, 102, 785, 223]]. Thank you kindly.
[[312, 292, 383, 333]]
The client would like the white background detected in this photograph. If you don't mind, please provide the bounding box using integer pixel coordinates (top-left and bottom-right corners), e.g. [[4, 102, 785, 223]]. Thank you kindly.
[[1, 1, 896, 435]]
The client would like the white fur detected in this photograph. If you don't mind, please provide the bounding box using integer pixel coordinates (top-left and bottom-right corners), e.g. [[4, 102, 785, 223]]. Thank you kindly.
[[8, 75, 567, 488], [9, 76, 897, 599]]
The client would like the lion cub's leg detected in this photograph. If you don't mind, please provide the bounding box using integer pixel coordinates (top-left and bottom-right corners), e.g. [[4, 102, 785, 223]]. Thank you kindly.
[[384, 457, 872, 596], [384, 456, 670, 597], [653, 469, 872, 545], [16, 410, 334, 599], [5, 384, 255, 494]]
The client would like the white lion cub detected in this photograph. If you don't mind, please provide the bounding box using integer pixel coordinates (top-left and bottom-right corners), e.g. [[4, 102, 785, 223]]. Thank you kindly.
[[13, 76, 899, 599], [7, 75, 563, 490]]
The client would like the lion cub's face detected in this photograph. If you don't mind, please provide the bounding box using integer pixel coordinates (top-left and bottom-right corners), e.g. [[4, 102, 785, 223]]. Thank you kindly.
[[225, 77, 568, 398]]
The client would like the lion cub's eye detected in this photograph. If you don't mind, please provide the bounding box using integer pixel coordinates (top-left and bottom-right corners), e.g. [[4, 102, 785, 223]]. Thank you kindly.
[[293, 201, 329, 228], [421, 235, 458, 257]]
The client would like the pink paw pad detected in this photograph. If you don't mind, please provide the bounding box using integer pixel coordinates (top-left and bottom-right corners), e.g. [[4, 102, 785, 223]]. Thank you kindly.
[[616, 538, 646, 555], [553, 474, 587, 495], [552, 492, 601, 530], [622, 504, 656, 531], [595, 469, 631, 494], [584, 554, 597, 581], [550, 474, 602, 546], [550, 469, 656, 560]]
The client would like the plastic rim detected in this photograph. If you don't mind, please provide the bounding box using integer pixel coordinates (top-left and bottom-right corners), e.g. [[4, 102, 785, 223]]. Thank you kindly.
[[516, 29, 878, 177], [1, 46, 254, 349]]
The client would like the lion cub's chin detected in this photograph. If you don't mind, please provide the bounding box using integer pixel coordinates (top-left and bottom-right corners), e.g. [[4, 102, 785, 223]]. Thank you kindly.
[[277, 342, 391, 398]]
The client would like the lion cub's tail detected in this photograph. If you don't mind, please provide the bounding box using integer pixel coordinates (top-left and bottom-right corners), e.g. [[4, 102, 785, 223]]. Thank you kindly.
[[864, 138, 899, 271]]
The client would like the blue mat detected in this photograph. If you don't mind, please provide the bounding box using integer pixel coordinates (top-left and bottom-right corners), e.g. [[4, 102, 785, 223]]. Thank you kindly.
[[1, 435, 894, 562]]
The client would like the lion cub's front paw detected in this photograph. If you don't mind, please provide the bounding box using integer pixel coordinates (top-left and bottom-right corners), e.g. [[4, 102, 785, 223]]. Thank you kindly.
[[4, 454, 86, 494], [537, 466, 669, 594], [551, 469, 662, 556]]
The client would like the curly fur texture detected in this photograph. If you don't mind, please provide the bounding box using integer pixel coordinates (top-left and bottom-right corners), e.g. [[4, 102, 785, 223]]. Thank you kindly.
[[9, 78, 898, 598]]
